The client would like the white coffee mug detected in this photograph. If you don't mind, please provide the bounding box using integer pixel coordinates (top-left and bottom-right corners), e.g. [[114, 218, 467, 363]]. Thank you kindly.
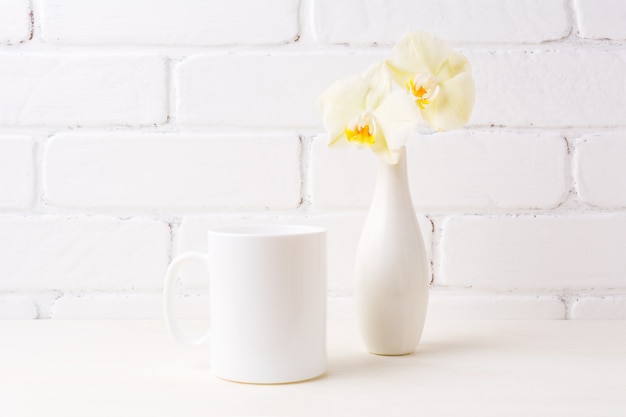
[[164, 225, 327, 384]]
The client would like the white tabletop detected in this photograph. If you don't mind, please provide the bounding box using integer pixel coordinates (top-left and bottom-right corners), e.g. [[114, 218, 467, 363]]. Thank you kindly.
[[2, 314, 625, 416]]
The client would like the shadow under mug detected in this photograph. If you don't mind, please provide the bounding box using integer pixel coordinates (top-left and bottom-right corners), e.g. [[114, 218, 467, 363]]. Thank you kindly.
[[164, 225, 327, 384]]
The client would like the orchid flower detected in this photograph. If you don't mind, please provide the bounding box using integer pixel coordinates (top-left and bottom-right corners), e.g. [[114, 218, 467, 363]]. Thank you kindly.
[[317, 62, 421, 165], [387, 32, 475, 131]]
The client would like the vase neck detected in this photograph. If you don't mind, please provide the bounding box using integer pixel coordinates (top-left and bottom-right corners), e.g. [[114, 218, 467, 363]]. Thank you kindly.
[[363, 147, 418, 234], [377, 147, 408, 183], [372, 147, 413, 204]]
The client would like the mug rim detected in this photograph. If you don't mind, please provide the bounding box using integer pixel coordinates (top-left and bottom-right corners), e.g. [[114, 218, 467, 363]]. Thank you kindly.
[[209, 224, 325, 237]]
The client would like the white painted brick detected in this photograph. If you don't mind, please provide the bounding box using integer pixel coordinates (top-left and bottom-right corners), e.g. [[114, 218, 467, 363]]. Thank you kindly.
[[176, 54, 383, 127], [428, 289, 565, 320], [44, 133, 300, 210], [410, 132, 568, 211], [176, 213, 432, 294], [0, 217, 170, 291], [0, 55, 167, 127], [575, 134, 626, 207], [0, 295, 37, 319], [0, 0, 31, 44], [313, 0, 569, 45], [571, 295, 626, 319], [52, 293, 210, 319], [23, 291, 60, 319], [471, 49, 626, 128], [0, 136, 34, 209], [310, 135, 377, 209], [311, 132, 568, 211], [574, 0, 626, 40], [440, 215, 626, 289], [41, 0, 299, 45]]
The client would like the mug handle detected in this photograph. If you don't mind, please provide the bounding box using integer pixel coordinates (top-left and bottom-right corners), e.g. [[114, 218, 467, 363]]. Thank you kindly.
[[163, 252, 211, 346]]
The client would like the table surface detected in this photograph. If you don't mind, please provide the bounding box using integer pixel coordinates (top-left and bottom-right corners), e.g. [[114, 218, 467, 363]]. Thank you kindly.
[[1, 314, 626, 417]]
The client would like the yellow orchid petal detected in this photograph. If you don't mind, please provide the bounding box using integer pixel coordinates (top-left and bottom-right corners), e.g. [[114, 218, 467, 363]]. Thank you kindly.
[[317, 75, 369, 146], [436, 50, 472, 83], [355, 128, 396, 165], [361, 61, 393, 110], [373, 90, 420, 151], [373, 141, 402, 165], [420, 72, 475, 131], [388, 31, 475, 131], [385, 60, 414, 95], [392, 32, 451, 76]]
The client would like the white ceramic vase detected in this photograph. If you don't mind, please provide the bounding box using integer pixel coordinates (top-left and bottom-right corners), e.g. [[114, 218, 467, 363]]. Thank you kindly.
[[354, 147, 429, 356]]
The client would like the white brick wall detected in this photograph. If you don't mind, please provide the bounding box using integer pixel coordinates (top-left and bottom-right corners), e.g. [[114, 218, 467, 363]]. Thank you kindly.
[[471, 49, 626, 128], [311, 131, 569, 211], [312, 0, 570, 45], [427, 289, 566, 320], [0, 136, 34, 208], [574, 0, 626, 40], [571, 295, 626, 320], [176, 54, 382, 127], [0, 295, 37, 319], [440, 215, 626, 289], [0, 0, 31, 44], [40, 0, 299, 46], [0, 0, 624, 319], [0, 217, 170, 291], [44, 132, 301, 210], [575, 134, 626, 207], [0, 55, 168, 126]]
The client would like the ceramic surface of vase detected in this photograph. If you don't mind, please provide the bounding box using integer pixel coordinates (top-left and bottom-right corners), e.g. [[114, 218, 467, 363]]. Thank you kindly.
[[354, 147, 429, 355]]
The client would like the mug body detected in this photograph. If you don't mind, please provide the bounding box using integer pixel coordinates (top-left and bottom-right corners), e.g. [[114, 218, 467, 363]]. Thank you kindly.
[[207, 225, 327, 384]]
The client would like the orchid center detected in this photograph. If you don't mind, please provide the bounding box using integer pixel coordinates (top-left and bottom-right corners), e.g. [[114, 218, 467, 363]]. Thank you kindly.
[[345, 112, 377, 146], [406, 73, 440, 109]]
